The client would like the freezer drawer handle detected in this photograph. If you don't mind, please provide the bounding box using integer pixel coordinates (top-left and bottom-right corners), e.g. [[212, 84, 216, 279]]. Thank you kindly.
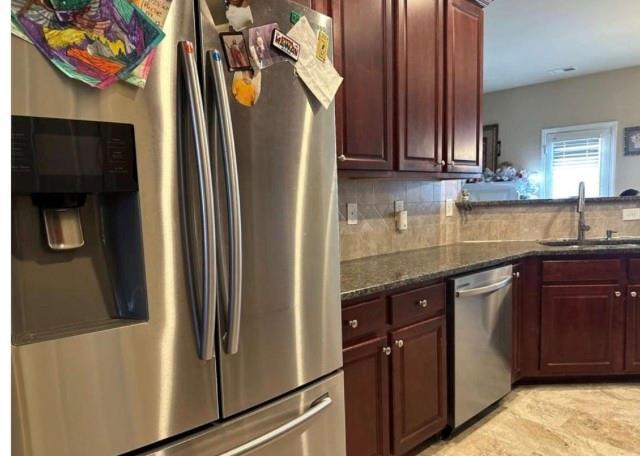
[[209, 50, 243, 355], [219, 396, 333, 456], [178, 41, 217, 361], [455, 276, 512, 298]]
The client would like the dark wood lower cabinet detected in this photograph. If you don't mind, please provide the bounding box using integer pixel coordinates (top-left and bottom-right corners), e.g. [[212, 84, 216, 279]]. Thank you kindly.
[[343, 336, 390, 456], [511, 263, 522, 382], [390, 317, 447, 455], [627, 285, 640, 373], [540, 285, 625, 374]]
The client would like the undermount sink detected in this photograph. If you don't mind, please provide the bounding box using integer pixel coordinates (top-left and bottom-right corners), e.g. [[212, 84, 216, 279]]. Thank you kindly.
[[539, 238, 640, 247]]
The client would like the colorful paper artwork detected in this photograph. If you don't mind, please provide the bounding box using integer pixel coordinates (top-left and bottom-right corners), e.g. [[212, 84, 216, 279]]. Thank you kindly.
[[11, 0, 167, 89]]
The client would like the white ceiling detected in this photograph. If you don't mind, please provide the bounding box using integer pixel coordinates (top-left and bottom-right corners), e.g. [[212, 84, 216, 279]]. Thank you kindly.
[[484, 0, 640, 93]]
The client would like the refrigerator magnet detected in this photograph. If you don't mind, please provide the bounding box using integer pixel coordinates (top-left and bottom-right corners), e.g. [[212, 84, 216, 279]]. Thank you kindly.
[[225, 0, 254, 31], [271, 29, 300, 62], [232, 70, 262, 107], [248, 23, 286, 70], [316, 29, 329, 63], [219, 32, 253, 72]]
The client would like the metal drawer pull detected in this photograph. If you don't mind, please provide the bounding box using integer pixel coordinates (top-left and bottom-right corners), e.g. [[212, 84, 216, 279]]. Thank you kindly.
[[348, 319, 358, 329], [631, 291, 638, 298], [382, 346, 391, 356], [395, 339, 404, 348], [220, 396, 333, 456], [615, 291, 622, 297], [337, 154, 347, 162], [513, 272, 520, 278], [417, 299, 428, 308], [456, 276, 512, 298]]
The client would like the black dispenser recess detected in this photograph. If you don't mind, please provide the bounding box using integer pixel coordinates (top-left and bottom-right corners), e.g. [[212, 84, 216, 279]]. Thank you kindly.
[[11, 116, 148, 344]]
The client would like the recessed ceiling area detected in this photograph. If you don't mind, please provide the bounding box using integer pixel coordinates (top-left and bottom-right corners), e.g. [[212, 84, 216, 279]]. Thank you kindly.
[[484, 0, 640, 93]]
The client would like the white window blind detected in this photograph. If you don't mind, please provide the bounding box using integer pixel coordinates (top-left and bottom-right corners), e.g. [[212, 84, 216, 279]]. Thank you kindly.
[[542, 123, 616, 198]]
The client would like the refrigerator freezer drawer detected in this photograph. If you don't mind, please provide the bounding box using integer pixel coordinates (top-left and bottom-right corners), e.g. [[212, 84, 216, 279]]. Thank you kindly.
[[145, 371, 346, 456]]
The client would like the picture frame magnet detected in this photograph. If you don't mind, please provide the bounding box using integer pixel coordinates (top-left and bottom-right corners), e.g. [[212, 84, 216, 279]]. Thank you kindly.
[[271, 29, 300, 61]]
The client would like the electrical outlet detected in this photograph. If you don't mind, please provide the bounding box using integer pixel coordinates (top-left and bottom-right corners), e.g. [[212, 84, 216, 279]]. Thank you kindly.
[[347, 203, 358, 225], [445, 199, 454, 217], [623, 208, 640, 221]]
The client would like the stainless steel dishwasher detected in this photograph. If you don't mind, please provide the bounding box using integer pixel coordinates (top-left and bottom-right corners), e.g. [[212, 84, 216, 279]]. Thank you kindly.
[[449, 264, 513, 430]]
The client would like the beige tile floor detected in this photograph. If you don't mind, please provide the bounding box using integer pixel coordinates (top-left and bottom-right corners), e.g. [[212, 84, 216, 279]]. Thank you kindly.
[[419, 383, 640, 456]]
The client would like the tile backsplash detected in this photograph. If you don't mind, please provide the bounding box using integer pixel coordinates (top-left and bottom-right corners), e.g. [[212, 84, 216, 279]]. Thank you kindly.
[[338, 179, 463, 261], [338, 178, 640, 261]]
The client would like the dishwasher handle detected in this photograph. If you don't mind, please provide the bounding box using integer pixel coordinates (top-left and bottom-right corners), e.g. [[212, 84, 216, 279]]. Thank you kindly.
[[456, 276, 512, 298]]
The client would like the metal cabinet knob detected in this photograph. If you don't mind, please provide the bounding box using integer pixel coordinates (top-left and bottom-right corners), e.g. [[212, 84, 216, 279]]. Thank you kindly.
[[631, 291, 638, 298], [337, 154, 347, 162], [614, 291, 622, 297], [382, 346, 391, 356], [513, 272, 520, 278], [347, 319, 358, 329], [395, 339, 404, 348], [417, 299, 429, 308], [440, 160, 446, 166]]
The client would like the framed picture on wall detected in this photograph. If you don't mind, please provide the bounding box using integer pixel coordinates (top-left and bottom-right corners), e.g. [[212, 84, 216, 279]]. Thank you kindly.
[[624, 126, 640, 156], [482, 124, 501, 171]]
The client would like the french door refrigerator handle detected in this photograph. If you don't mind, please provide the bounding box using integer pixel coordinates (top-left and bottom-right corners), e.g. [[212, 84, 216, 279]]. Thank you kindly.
[[455, 276, 512, 298], [219, 396, 333, 456], [209, 50, 243, 355], [179, 41, 217, 361]]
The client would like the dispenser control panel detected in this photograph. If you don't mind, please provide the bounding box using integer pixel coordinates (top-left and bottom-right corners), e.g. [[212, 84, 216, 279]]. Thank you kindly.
[[11, 115, 138, 194]]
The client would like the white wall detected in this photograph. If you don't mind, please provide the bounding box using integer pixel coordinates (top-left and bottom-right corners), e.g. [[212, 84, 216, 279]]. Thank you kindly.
[[483, 66, 640, 195]]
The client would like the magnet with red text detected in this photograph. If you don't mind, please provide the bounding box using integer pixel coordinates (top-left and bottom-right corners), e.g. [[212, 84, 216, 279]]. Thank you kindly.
[[271, 29, 300, 61]]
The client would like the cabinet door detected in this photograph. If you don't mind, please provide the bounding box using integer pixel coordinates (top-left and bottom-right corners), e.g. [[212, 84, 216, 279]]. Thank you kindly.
[[343, 336, 391, 456], [626, 286, 640, 373], [445, 0, 483, 173], [397, 0, 444, 172], [331, 0, 394, 170], [540, 285, 625, 374], [511, 264, 523, 382], [390, 316, 447, 455]]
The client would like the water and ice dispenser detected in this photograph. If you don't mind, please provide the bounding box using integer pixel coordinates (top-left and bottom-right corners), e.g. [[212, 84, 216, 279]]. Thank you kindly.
[[11, 116, 148, 344]]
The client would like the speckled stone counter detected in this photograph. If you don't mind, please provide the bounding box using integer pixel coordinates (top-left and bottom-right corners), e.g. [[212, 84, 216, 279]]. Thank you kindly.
[[340, 241, 640, 301]]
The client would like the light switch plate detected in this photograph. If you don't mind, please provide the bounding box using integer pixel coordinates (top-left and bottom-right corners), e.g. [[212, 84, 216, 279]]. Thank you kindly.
[[445, 199, 454, 217], [347, 203, 358, 225], [395, 200, 404, 213], [623, 208, 640, 221]]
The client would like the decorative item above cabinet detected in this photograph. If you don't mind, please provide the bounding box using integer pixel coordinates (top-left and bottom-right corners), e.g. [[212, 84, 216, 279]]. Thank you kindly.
[[332, 0, 487, 178]]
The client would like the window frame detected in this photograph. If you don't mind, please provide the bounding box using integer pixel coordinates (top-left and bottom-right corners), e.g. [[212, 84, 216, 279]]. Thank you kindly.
[[540, 121, 618, 199]]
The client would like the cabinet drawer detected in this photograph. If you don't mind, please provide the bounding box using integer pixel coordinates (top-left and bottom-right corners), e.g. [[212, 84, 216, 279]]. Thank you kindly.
[[542, 259, 622, 283], [390, 283, 445, 326], [630, 258, 640, 284], [342, 297, 387, 346]]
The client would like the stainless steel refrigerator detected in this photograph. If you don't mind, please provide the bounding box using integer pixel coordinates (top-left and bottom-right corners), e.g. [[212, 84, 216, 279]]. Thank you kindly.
[[11, 1, 345, 455]]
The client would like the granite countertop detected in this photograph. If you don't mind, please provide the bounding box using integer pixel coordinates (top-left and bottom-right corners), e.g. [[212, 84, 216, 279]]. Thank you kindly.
[[455, 195, 640, 209], [340, 241, 640, 301]]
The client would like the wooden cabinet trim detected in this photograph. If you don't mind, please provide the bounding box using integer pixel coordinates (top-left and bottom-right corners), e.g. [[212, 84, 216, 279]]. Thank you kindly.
[[626, 285, 640, 372], [343, 336, 391, 456], [445, 0, 484, 173], [331, 0, 394, 170], [389, 316, 447, 454], [540, 284, 625, 374], [542, 259, 623, 283], [396, 0, 444, 172]]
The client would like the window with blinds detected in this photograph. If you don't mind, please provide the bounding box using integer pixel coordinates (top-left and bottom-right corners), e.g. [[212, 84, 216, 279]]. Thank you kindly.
[[542, 123, 616, 198]]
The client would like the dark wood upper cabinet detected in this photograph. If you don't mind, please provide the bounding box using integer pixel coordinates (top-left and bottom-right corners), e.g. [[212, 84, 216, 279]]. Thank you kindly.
[[627, 285, 640, 373], [390, 316, 447, 455], [343, 336, 391, 456], [331, 0, 394, 170], [445, 0, 484, 173], [540, 284, 625, 374], [396, 0, 444, 172]]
